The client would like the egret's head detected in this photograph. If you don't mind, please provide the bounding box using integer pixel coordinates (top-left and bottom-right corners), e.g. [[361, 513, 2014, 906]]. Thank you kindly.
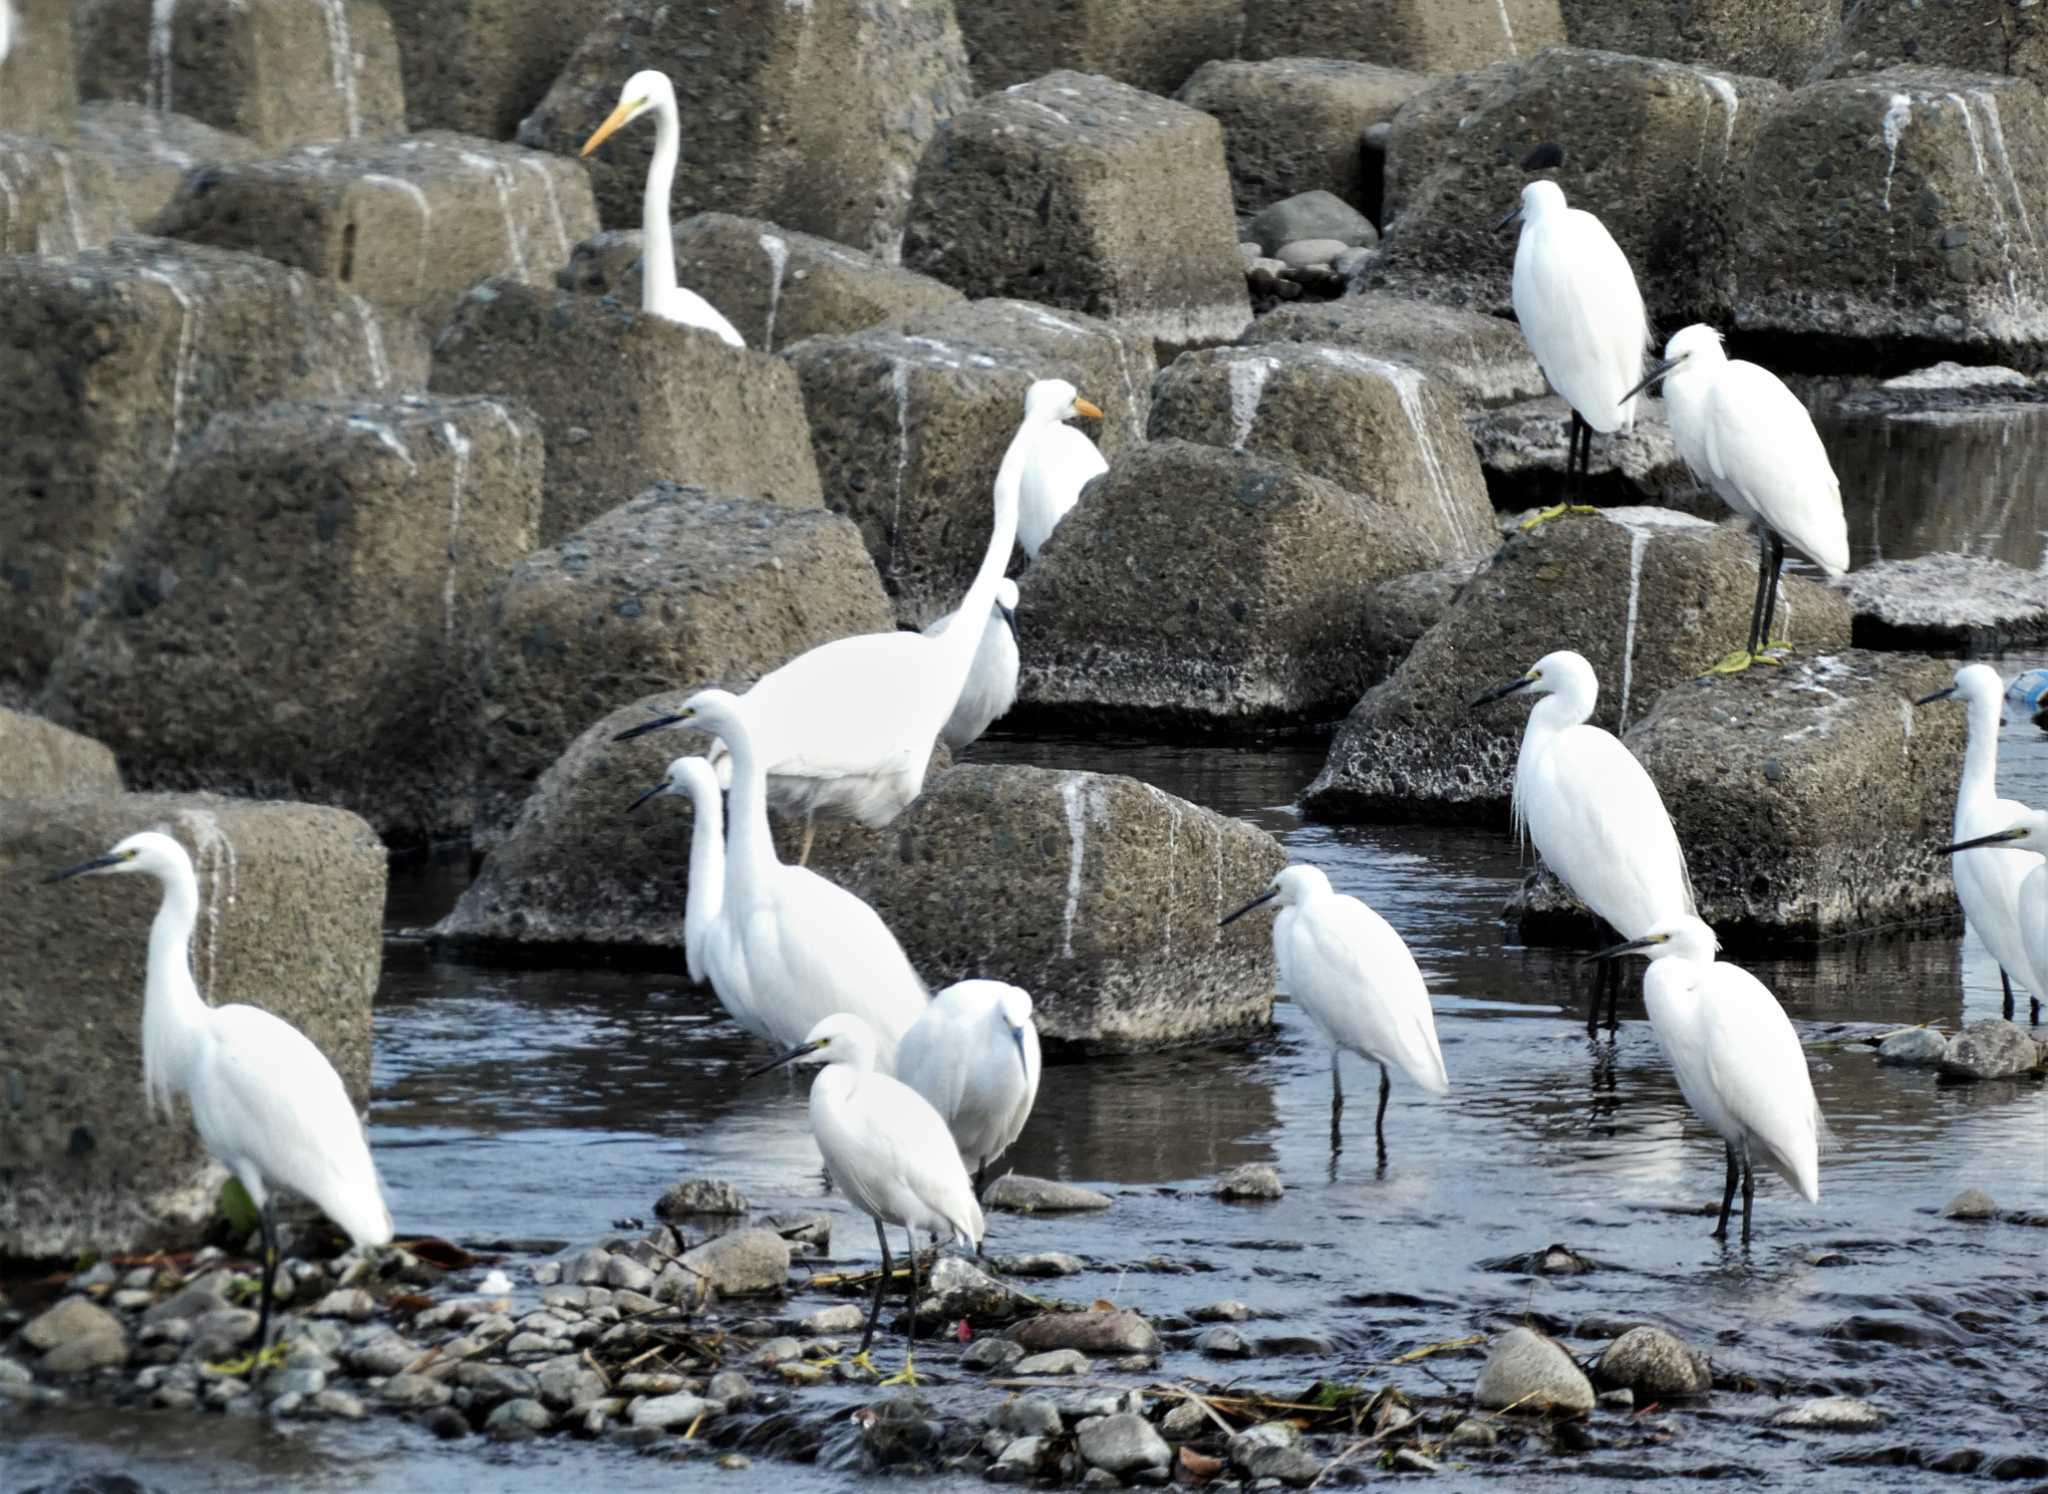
[[653, 687, 746, 745], [1471, 649, 1594, 709], [628, 754, 719, 814], [1916, 662, 2003, 711], [1942, 807, 2048, 857], [1590, 914, 1718, 965], [1025, 378, 1102, 426], [1621, 324, 1726, 404], [581, 70, 676, 157], [1220, 863, 1330, 926], [995, 577, 1020, 635], [45, 830, 185, 884], [1498, 178, 1566, 231], [745, 1014, 876, 1078]]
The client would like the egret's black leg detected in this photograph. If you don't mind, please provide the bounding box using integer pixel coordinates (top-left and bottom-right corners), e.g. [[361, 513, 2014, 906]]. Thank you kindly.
[[973, 1160, 990, 1254], [861, 1219, 892, 1355], [2002, 970, 2016, 1021], [1740, 1151, 1756, 1248], [1375, 1064, 1392, 1169], [1569, 411, 1590, 505], [253, 1195, 279, 1349], [1757, 533, 1787, 649], [903, 1227, 920, 1352], [1713, 1145, 1738, 1241], [1745, 526, 1774, 658]]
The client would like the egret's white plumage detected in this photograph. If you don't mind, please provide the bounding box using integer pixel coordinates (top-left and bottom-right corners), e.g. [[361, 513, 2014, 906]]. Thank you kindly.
[[636, 755, 728, 987], [1223, 864, 1447, 1154], [896, 980, 1041, 1187], [656, 689, 928, 1071], [923, 578, 1019, 752], [581, 70, 745, 348], [1603, 915, 1822, 1244], [1017, 417, 1106, 559], [48, 832, 392, 1343], [1943, 808, 2048, 1005]]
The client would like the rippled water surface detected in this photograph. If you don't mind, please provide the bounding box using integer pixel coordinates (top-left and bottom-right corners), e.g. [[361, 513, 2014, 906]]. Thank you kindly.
[[9, 411, 2048, 1492]]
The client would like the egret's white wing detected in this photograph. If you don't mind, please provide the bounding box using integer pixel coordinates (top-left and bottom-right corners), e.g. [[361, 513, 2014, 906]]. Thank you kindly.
[[650, 283, 745, 348], [737, 630, 943, 786], [1702, 362, 1848, 575], [1282, 895, 1448, 1096], [1953, 794, 2045, 1001], [1018, 422, 1106, 557], [2019, 865, 2048, 997], [812, 1070, 984, 1244], [1511, 209, 1648, 435], [1525, 725, 1696, 936], [894, 990, 978, 1130], [1695, 963, 1821, 1202]]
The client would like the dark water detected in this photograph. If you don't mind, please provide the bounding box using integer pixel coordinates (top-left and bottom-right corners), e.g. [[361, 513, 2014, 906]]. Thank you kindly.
[[9, 411, 2048, 1491], [1821, 406, 2048, 571]]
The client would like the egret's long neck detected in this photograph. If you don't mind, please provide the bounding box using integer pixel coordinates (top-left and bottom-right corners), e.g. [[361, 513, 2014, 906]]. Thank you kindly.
[[142, 862, 209, 1117], [684, 781, 724, 948], [641, 98, 681, 311], [1522, 688, 1588, 758], [718, 714, 777, 908], [1958, 689, 2002, 820], [928, 416, 1030, 693]]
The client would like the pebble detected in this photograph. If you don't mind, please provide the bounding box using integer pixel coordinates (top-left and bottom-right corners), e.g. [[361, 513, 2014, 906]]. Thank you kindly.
[[310, 1288, 376, 1322], [380, 1373, 453, 1409], [1939, 1018, 2042, 1080], [982, 1175, 1113, 1213], [568, 1247, 612, 1285], [1943, 1187, 1998, 1220], [486, 1396, 554, 1440], [204, 1376, 251, 1408], [0, 1357, 31, 1389], [677, 1228, 791, 1297], [1077, 1412, 1171, 1476], [346, 1333, 421, 1377], [423, 1405, 469, 1439], [1772, 1396, 1886, 1431], [1213, 1164, 1283, 1200], [1474, 1326, 1596, 1414], [801, 1304, 866, 1335], [759, 1211, 832, 1248], [1598, 1388, 1635, 1409], [142, 1280, 229, 1325], [602, 1256, 657, 1295], [964, 1337, 1026, 1372], [1197, 1325, 1252, 1358], [998, 1393, 1064, 1437], [531, 1261, 562, 1286], [1876, 1027, 1948, 1066], [540, 1285, 610, 1312], [189, 1309, 261, 1361], [311, 1388, 366, 1419], [657, 1177, 750, 1216], [1274, 238, 1347, 270], [1192, 1300, 1252, 1322], [992, 1435, 1050, 1478], [629, 1391, 716, 1430], [537, 1362, 607, 1411], [1160, 1401, 1209, 1437], [1228, 1421, 1324, 1485], [990, 1251, 1084, 1277], [456, 1362, 540, 1405], [1594, 1325, 1711, 1396], [22, 1297, 124, 1354], [1332, 246, 1376, 280], [1010, 1308, 1158, 1357], [1012, 1349, 1091, 1376], [1239, 241, 1263, 267], [750, 1336, 803, 1365], [706, 1370, 753, 1410], [265, 1367, 327, 1401], [1390, 1449, 1441, 1474], [618, 1371, 687, 1395], [1444, 1417, 1497, 1448]]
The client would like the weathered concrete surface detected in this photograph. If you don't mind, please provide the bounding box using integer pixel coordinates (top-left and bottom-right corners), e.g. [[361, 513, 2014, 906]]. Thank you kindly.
[[1239, 0, 1565, 73], [1242, 294, 1547, 412], [1816, 0, 2048, 98], [0, 711, 121, 799], [71, 103, 264, 230], [1835, 553, 2048, 654], [2, 0, 76, 138], [40, 397, 544, 844], [0, 793, 384, 1257], [953, 0, 1239, 95], [1304, 507, 1852, 824], [1469, 395, 1713, 515], [381, 0, 595, 138], [1559, 0, 1834, 85], [0, 136, 130, 256]]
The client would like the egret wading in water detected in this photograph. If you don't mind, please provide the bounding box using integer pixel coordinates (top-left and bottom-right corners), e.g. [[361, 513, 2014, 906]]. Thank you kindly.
[[618, 380, 1102, 864], [1619, 325, 1848, 673], [1222, 865, 1449, 1164], [1474, 650, 1695, 1033], [923, 577, 1019, 753], [629, 756, 726, 987], [632, 690, 929, 1070], [1502, 150, 1649, 528], [580, 70, 745, 348], [750, 1015, 984, 1383], [1943, 809, 2048, 1014], [46, 833, 393, 1352], [896, 980, 1042, 1197], [1919, 665, 2044, 1023], [1593, 916, 1823, 1246], [1017, 399, 1106, 558]]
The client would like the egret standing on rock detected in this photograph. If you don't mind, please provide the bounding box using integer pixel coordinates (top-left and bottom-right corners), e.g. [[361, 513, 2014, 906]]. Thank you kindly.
[[1919, 664, 2044, 1023], [1943, 808, 2048, 1018], [617, 380, 1101, 864], [1474, 650, 1696, 1033], [896, 980, 1042, 1194], [1502, 156, 1649, 527], [1594, 915, 1823, 1246], [47, 832, 393, 1351], [750, 1015, 984, 1383], [1017, 399, 1107, 559], [1620, 325, 1848, 672], [629, 756, 729, 989], [1222, 865, 1449, 1163], [922, 578, 1019, 753], [581, 70, 746, 348]]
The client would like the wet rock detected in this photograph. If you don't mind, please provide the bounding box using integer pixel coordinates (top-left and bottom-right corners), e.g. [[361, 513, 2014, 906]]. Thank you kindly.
[[1192, 1300, 1253, 1323], [761, 1211, 832, 1250], [154, 133, 598, 329], [1816, 0, 2048, 106], [676, 1229, 791, 1301], [1197, 1326, 1253, 1358], [0, 794, 383, 1257], [786, 299, 1147, 627], [603, 1256, 656, 1295], [1877, 1027, 1950, 1067], [1475, 1327, 1596, 1415], [1306, 507, 1849, 825], [1078, 1412, 1172, 1476], [1177, 59, 1426, 215], [951, 0, 1236, 95], [486, 1396, 552, 1440], [1772, 1396, 1886, 1431], [1009, 1309, 1159, 1358], [839, 764, 1286, 1049], [656, 1178, 749, 1218], [1558, 0, 1832, 84], [559, 213, 963, 356], [1445, 1417, 1498, 1448], [999, 1393, 1065, 1437], [0, 236, 428, 692], [1228, 1421, 1324, 1485], [800, 1304, 865, 1335], [0, 711, 120, 799], [0, 0, 75, 136], [993, 1252, 1085, 1278], [1939, 1018, 2043, 1081], [79, 0, 405, 148], [23, 1297, 128, 1373], [1013, 1349, 1092, 1376], [1160, 1401, 1209, 1438], [1467, 396, 1708, 514], [310, 1388, 365, 1419], [518, 0, 968, 259], [1835, 554, 2048, 654], [629, 1392, 716, 1430], [1357, 559, 1486, 686], [1244, 295, 1546, 413], [1944, 1187, 1998, 1220], [41, 396, 542, 844], [966, 1338, 1027, 1372], [992, 1434, 1053, 1478], [1594, 1326, 1711, 1397], [903, 72, 1250, 350], [1214, 1164, 1284, 1201], [188, 1308, 261, 1360], [68, 103, 264, 232], [382, 1373, 453, 1409], [916, 1256, 1026, 1322], [1247, 192, 1379, 257], [310, 1289, 375, 1322], [537, 1362, 607, 1410]]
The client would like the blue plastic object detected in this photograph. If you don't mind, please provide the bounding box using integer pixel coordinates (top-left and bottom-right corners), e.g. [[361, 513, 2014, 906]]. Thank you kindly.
[[2005, 668, 2048, 713]]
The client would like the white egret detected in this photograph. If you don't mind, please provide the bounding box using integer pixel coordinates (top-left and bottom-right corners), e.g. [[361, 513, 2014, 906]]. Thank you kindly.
[[1474, 650, 1695, 1033], [580, 70, 745, 348], [749, 1014, 984, 1382], [1943, 809, 2048, 1018], [1223, 865, 1448, 1161], [895, 980, 1041, 1193], [1919, 665, 2044, 1023], [922, 578, 1019, 753], [1594, 915, 1822, 1245], [1017, 406, 1106, 558], [640, 689, 929, 1071], [618, 380, 1101, 863], [1501, 164, 1649, 527], [46, 832, 393, 1348], [1620, 325, 1849, 672], [629, 755, 727, 988]]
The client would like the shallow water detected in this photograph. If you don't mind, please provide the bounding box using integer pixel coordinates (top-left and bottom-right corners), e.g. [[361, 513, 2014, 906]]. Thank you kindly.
[[9, 414, 2048, 1491]]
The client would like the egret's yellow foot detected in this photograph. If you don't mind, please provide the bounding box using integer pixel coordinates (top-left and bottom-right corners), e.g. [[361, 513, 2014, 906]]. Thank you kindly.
[[204, 1341, 287, 1377], [879, 1351, 920, 1387], [1707, 649, 1758, 675], [1519, 503, 1598, 531], [849, 1351, 880, 1376]]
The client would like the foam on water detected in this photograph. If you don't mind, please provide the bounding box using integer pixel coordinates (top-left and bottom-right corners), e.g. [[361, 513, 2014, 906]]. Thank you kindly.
[[1227, 355, 1278, 451], [759, 233, 789, 352]]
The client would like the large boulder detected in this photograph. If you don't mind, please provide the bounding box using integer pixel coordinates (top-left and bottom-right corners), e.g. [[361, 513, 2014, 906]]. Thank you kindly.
[[1468, 395, 1710, 514], [77, 0, 406, 149], [1733, 70, 2048, 365], [471, 483, 894, 847], [71, 103, 264, 229], [1238, 0, 1565, 72], [1177, 58, 1429, 216], [1513, 652, 1963, 942], [517, 0, 970, 259], [1, 0, 76, 138], [39, 396, 545, 844], [381, 0, 594, 138], [428, 278, 823, 543], [785, 299, 1151, 627], [558, 213, 964, 355], [0, 793, 385, 1257], [1558, 0, 1833, 86], [1816, 0, 2048, 97], [1368, 49, 1780, 326], [1242, 294, 1547, 412], [0, 711, 121, 798], [1303, 507, 1852, 824], [153, 133, 599, 329], [0, 136, 130, 256], [0, 236, 429, 694], [903, 72, 1251, 350], [838, 764, 1289, 1050], [951, 0, 1238, 96], [1835, 553, 2048, 654], [1016, 439, 1447, 730]]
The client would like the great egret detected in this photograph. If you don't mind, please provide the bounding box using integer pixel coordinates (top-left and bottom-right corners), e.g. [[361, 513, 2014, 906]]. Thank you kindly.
[[895, 980, 1041, 1194], [638, 690, 929, 1071], [1919, 665, 2044, 1023], [46, 832, 393, 1348], [1943, 809, 2048, 1019], [618, 381, 1100, 863], [1018, 410, 1106, 558], [1474, 650, 1695, 1033], [922, 578, 1019, 753], [580, 70, 745, 348], [749, 1014, 984, 1383], [1620, 325, 1848, 672], [1222, 864, 1448, 1163], [1502, 173, 1648, 527], [1594, 915, 1823, 1246], [629, 755, 726, 988]]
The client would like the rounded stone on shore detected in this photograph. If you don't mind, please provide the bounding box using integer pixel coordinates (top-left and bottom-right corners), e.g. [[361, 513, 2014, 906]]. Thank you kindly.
[[656, 1178, 750, 1218], [1474, 1327, 1596, 1415], [1196, 1325, 1252, 1358], [998, 1393, 1064, 1437], [1877, 1027, 1949, 1066], [1939, 1019, 2042, 1081], [1943, 1188, 1997, 1220], [982, 1175, 1114, 1214], [1214, 1163, 1283, 1200], [1771, 1396, 1886, 1431], [1594, 1326, 1711, 1397], [1228, 1421, 1324, 1485], [1077, 1412, 1171, 1476], [1012, 1349, 1091, 1376]]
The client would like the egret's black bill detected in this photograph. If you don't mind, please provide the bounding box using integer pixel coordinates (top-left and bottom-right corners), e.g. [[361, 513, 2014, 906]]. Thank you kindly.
[[626, 781, 666, 814], [1587, 933, 1659, 963], [744, 1039, 822, 1079], [1618, 356, 1678, 405], [1012, 1028, 1031, 1082], [1220, 888, 1278, 927], [45, 853, 121, 884], [1471, 675, 1534, 708], [614, 711, 687, 743], [999, 604, 1018, 641], [1914, 685, 1958, 707], [1941, 828, 2027, 854], [1494, 205, 1522, 231]]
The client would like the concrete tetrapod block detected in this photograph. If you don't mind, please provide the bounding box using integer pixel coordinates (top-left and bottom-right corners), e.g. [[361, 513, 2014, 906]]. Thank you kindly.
[[951, 0, 1240, 96]]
